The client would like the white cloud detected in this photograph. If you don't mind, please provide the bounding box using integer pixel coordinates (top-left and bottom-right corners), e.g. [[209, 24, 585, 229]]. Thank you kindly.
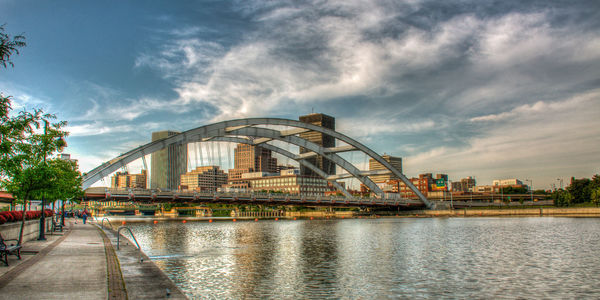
[[404, 89, 600, 187], [72, 1, 600, 190], [338, 117, 437, 138]]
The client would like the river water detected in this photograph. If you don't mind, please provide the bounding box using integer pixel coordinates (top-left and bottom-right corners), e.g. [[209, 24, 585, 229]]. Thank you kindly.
[[121, 217, 600, 299]]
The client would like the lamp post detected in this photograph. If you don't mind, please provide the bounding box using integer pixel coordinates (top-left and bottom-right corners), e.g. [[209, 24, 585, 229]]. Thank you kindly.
[[525, 179, 533, 203], [556, 178, 563, 190], [38, 121, 49, 240], [38, 120, 65, 240]]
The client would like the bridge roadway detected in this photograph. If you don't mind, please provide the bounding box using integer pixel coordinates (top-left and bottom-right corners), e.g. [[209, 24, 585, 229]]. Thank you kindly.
[[85, 188, 425, 208]]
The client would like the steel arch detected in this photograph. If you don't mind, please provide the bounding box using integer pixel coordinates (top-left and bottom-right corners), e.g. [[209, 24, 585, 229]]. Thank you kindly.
[[82, 118, 432, 208]]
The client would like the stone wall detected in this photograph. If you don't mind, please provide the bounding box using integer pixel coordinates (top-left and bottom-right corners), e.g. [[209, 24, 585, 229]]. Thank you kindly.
[[0, 218, 53, 243]]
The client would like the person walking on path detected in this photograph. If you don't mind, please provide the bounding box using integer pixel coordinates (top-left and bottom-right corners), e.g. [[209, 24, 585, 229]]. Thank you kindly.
[[82, 211, 88, 224]]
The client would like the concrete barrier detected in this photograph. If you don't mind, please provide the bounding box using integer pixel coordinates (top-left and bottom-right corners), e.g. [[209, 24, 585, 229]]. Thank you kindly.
[[0, 219, 53, 242]]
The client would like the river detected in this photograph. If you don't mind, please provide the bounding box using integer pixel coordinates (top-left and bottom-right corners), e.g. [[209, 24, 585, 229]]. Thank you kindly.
[[120, 217, 600, 298]]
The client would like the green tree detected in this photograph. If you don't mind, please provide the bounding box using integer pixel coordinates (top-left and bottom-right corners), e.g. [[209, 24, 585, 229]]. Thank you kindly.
[[554, 190, 574, 207], [43, 158, 84, 210], [591, 188, 600, 207], [567, 177, 592, 204], [0, 24, 26, 68], [1, 114, 68, 243], [1, 25, 74, 243]]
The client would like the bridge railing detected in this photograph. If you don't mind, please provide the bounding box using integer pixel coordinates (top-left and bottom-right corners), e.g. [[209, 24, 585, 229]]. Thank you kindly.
[[94, 188, 421, 205]]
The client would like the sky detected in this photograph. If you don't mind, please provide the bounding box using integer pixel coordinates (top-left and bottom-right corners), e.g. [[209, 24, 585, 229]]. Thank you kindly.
[[1, 0, 599, 190]]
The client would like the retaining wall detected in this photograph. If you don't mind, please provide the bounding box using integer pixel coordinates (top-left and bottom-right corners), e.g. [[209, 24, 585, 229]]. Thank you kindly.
[[0, 219, 53, 242], [407, 207, 600, 217]]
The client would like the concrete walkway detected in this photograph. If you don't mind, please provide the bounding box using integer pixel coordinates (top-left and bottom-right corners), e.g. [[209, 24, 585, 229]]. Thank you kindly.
[[0, 220, 187, 299], [0, 221, 107, 299]]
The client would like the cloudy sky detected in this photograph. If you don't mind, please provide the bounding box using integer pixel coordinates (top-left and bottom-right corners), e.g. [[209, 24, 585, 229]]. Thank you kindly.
[[1, 0, 599, 190]]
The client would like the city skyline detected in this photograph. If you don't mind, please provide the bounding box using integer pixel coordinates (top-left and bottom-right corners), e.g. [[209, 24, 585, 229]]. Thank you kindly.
[[1, 1, 599, 190]]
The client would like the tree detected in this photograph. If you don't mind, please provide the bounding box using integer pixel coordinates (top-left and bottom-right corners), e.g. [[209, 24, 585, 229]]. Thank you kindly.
[[554, 190, 573, 207], [567, 177, 592, 204], [43, 158, 84, 205], [0, 24, 26, 68], [1, 113, 69, 244], [1, 25, 74, 243], [591, 188, 600, 207]]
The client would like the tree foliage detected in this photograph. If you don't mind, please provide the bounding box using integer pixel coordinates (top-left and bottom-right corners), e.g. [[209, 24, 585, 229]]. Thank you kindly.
[[499, 186, 529, 194], [553, 190, 573, 207], [1, 25, 82, 243], [591, 187, 600, 207], [0, 24, 26, 68], [551, 175, 600, 207], [43, 158, 84, 203]]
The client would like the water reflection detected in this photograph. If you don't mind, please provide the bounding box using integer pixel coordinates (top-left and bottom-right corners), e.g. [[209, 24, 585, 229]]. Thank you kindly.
[[122, 218, 600, 299]]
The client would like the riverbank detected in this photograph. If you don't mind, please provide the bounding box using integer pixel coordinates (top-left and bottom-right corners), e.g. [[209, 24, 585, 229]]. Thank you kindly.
[[97, 206, 600, 221], [0, 219, 186, 299], [403, 207, 600, 217]]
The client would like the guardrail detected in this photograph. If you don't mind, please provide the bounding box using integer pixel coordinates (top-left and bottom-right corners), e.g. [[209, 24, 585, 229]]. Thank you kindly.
[[101, 218, 114, 230], [89, 189, 421, 206], [117, 226, 143, 263]]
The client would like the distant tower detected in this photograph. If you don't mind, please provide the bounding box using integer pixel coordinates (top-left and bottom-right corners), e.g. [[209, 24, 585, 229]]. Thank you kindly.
[[233, 144, 277, 173], [150, 131, 187, 190], [369, 155, 402, 183], [299, 113, 336, 176]]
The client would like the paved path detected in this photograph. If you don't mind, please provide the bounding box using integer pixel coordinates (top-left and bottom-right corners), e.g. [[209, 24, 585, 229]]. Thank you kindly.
[[0, 222, 108, 299], [0, 220, 187, 299]]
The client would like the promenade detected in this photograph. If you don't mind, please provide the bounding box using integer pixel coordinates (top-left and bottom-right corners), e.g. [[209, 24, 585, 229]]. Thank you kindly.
[[0, 220, 186, 299]]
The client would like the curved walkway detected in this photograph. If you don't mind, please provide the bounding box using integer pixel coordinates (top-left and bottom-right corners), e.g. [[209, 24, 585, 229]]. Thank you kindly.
[[0, 220, 187, 299], [0, 222, 108, 298]]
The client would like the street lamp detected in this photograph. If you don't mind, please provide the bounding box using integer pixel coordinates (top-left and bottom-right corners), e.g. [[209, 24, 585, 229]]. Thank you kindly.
[[556, 178, 563, 190], [38, 120, 66, 240], [525, 179, 533, 203]]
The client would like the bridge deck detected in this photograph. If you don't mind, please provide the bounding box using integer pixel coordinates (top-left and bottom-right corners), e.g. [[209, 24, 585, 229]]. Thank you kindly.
[[85, 189, 425, 208]]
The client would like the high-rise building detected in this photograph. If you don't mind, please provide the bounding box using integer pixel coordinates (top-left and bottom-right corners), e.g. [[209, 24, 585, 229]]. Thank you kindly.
[[111, 170, 148, 189], [151, 131, 187, 190], [226, 143, 278, 189], [299, 113, 336, 176], [233, 144, 277, 172], [452, 176, 477, 192], [180, 166, 228, 192], [368, 155, 402, 183]]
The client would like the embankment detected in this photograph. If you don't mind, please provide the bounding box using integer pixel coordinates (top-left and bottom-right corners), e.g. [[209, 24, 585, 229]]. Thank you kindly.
[[403, 207, 600, 217]]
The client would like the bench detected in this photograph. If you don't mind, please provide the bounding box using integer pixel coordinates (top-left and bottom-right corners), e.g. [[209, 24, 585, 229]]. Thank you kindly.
[[52, 220, 64, 232], [0, 233, 22, 266]]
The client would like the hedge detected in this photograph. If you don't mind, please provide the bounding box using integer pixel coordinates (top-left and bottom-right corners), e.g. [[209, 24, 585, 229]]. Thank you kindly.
[[0, 210, 54, 225]]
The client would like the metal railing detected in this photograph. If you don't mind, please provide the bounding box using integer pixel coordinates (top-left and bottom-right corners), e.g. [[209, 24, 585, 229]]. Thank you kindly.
[[101, 218, 114, 230], [117, 226, 141, 251]]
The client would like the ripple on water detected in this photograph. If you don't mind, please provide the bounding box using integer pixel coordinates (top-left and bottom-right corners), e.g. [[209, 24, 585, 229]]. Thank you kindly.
[[122, 217, 600, 299]]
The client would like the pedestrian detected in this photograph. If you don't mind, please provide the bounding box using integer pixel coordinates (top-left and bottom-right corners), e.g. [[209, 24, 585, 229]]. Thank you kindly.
[[82, 211, 88, 224]]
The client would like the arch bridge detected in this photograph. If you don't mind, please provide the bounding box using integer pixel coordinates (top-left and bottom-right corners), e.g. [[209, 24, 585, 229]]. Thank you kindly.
[[82, 118, 433, 209]]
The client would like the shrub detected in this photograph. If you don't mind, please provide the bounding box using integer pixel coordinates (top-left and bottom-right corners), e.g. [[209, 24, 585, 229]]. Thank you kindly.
[[0, 211, 12, 222], [0, 209, 54, 223]]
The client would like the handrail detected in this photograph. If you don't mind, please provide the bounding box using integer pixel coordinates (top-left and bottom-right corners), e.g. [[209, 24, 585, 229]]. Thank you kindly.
[[117, 226, 141, 251], [101, 218, 114, 230]]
